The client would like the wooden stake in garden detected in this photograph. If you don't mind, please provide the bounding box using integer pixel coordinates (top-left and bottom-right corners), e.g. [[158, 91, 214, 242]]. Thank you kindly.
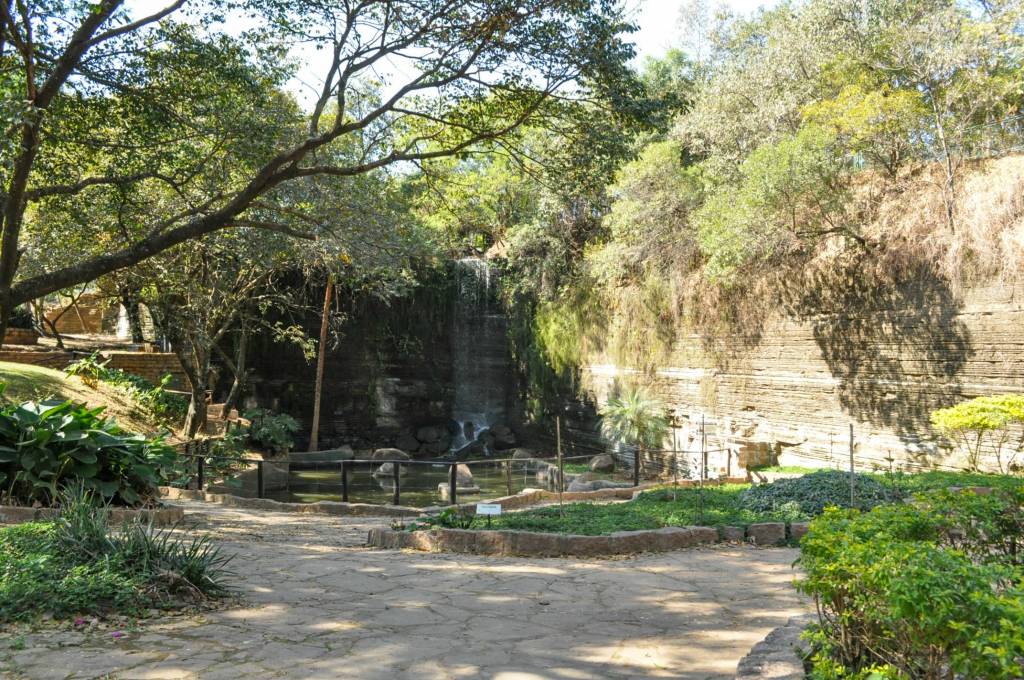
[[849, 422, 855, 507], [556, 415, 564, 519], [309, 272, 334, 452]]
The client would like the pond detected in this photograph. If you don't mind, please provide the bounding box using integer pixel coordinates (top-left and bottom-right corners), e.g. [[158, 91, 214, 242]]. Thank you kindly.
[[263, 461, 552, 508]]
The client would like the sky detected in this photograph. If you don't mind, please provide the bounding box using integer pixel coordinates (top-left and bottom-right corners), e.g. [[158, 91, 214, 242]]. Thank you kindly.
[[627, 0, 775, 63]]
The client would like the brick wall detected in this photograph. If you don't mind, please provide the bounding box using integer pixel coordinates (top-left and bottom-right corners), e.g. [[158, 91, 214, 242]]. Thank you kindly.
[[0, 350, 73, 370], [101, 351, 189, 389]]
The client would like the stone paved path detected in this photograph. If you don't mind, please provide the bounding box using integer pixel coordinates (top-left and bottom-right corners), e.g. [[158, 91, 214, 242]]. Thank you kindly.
[[0, 501, 807, 680]]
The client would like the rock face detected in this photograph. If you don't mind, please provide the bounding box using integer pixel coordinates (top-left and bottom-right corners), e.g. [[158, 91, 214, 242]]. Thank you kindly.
[[577, 280, 1024, 474], [589, 454, 615, 472]]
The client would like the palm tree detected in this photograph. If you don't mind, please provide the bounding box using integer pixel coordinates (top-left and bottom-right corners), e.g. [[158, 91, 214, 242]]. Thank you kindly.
[[599, 388, 670, 479]]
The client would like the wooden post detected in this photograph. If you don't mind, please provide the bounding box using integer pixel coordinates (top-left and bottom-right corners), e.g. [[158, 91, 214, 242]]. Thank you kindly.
[[196, 454, 205, 491], [309, 272, 334, 452], [257, 460, 265, 499], [849, 423, 855, 507], [556, 416, 564, 517], [341, 460, 349, 502], [448, 462, 457, 506], [392, 460, 401, 506], [699, 414, 705, 524], [504, 460, 512, 496]]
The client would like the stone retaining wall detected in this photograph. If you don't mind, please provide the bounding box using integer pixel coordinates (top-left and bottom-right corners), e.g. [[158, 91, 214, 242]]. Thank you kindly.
[[368, 518, 807, 557], [159, 486, 420, 517], [102, 351, 189, 389], [0, 504, 184, 526]]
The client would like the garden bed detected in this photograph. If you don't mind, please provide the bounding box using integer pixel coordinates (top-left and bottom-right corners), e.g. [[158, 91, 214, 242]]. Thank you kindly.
[[367, 521, 803, 557]]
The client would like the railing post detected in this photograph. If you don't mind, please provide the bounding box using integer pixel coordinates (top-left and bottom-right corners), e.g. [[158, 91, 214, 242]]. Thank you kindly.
[[448, 462, 457, 506], [257, 460, 265, 499], [633, 449, 640, 488], [392, 461, 400, 506], [341, 460, 349, 503], [197, 454, 205, 491], [504, 460, 512, 496]]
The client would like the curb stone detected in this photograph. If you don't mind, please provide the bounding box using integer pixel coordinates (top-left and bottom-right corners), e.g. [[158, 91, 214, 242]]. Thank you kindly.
[[735, 614, 812, 679]]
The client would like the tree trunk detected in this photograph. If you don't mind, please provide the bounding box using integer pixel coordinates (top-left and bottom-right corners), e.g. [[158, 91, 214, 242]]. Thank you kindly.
[[175, 343, 210, 438], [220, 323, 249, 419], [309, 274, 334, 452], [121, 289, 145, 343]]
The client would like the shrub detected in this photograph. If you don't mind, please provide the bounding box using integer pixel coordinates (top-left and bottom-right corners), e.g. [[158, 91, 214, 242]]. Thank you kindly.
[[7, 306, 34, 330], [931, 394, 1024, 473], [740, 469, 897, 516], [66, 353, 187, 423], [798, 488, 1024, 680], [243, 408, 299, 454], [0, 487, 231, 621], [0, 384, 177, 506]]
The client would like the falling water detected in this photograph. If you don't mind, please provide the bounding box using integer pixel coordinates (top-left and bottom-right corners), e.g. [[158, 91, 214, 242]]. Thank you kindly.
[[449, 257, 510, 452]]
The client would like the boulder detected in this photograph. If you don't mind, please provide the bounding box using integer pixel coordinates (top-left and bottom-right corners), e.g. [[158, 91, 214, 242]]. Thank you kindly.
[[567, 478, 632, 492], [374, 462, 408, 477], [492, 427, 517, 450], [371, 448, 411, 461], [395, 432, 420, 453], [789, 522, 810, 542], [437, 483, 481, 502], [511, 448, 536, 460], [456, 463, 474, 487], [288, 445, 353, 463], [720, 526, 746, 542], [416, 425, 443, 443], [747, 522, 786, 546], [492, 424, 512, 437], [589, 454, 615, 473]]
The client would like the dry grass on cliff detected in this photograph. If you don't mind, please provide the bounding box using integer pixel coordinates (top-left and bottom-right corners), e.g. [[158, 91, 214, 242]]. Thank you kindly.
[[864, 155, 1024, 290]]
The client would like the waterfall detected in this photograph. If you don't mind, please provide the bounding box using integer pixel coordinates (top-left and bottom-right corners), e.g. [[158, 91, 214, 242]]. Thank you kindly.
[[449, 257, 510, 452]]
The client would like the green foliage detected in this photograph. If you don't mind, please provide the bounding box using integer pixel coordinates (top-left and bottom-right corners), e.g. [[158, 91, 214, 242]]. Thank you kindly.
[[599, 388, 670, 452], [243, 409, 300, 454], [0, 487, 231, 621], [65, 353, 187, 423], [931, 394, 1024, 472], [741, 470, 898, 516], [6, 306, 34, 330], [0, 384, 176, 506], [798, 487, 1024, 679], [415, 484, 807, 535]]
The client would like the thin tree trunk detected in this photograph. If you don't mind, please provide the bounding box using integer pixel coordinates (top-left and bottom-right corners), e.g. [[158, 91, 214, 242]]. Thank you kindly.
[[220, 323, 248, 419], [309, 273, 334, 452], [176, 343, 210, 438], [121, 289, 144, 343]]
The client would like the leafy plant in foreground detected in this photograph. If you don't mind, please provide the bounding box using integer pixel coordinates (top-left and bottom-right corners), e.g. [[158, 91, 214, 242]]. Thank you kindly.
[[0, 383, 177, 506], [243, 408, 299, 454]]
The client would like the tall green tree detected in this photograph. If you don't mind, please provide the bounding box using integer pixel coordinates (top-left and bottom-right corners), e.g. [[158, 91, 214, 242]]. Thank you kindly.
[[0, 0, 636, 336]]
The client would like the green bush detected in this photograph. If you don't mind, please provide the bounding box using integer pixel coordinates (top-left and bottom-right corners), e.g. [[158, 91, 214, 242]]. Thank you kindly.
[[931, 394, 1024, 473], [798, 488, 1024, 679], [66, 353, 187, 423], [740, 469, 897, 516], [0, 487, 231, 621], [0, 384, 177, 506], [243, 408, 299, 454]]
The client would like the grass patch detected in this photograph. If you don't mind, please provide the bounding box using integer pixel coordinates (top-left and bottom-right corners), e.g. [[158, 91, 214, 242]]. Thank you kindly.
[[0, 488, 232, 622]]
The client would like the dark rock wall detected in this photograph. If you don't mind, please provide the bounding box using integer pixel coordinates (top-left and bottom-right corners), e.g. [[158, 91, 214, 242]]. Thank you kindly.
[[244, 266, 520, 451]]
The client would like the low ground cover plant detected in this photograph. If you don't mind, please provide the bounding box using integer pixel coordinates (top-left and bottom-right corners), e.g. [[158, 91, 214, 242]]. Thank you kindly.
[[798, 487, 1024, 679], [0, 385, 177, 506], [740, 470, 897, 515], [413, 485, 805, 535], [65, 353, 187, 424], [0, 488, 232, 622]]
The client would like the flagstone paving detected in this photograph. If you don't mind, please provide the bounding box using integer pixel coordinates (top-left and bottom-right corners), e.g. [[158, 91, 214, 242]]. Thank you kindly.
[[0, 501, 807, 680]]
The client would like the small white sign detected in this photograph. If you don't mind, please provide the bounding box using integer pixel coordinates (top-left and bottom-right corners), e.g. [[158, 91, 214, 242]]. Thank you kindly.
[[476, 503, 502, 516]]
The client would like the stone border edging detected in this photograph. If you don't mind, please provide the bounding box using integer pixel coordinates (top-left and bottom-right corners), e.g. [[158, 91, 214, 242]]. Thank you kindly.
[[0, 503, 184, 526], [367, 517, 809, 557], [367, 525, 721, 557], [735, 614, 812, 679], [159, 486, 421, 517]]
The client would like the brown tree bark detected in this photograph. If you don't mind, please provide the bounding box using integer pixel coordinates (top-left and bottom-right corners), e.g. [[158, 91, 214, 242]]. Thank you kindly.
[[309, 274, 334, 452]]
